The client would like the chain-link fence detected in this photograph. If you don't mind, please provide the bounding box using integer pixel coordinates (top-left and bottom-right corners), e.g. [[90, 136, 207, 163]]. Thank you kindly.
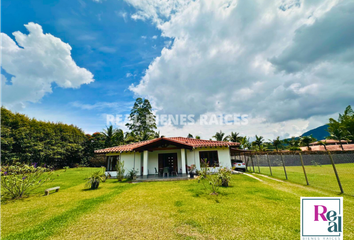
[[240, 151, 354, 196]]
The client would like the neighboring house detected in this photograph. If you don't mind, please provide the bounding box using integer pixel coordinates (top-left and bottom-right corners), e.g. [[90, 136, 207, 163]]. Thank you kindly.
[[300, 139, 354, 151], [94, 137, 240, 178]]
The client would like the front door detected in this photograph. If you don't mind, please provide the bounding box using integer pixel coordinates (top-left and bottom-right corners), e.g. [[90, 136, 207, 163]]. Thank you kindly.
[[158, 153, 178, 174]]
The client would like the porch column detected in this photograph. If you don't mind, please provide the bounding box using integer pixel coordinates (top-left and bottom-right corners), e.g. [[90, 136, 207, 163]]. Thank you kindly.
[[181, 148, 186, 175], [143, 150, 148, 177]]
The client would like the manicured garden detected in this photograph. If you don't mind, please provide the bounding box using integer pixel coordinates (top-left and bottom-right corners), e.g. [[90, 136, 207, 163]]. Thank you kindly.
[[2, 168, 354, 239]]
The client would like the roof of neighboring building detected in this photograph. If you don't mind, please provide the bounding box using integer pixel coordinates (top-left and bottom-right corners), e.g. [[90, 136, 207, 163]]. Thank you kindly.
[[310, 139, 351, 145], [95, 137, 240, 153], [300, 144, 354, 151]]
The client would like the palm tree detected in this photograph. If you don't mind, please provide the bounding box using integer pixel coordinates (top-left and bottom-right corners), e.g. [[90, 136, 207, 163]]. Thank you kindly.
[[300, 135, 316, 151], [138, 130, 154, 141], [213, 130, 229, 141], [187, 133, 194, 138], [102, 125, 122, 147], [327, 119, 349, 151], [154, 131, 161, 138], [240, 136, 251, 150], [124, 132, 138, 144], [317, 140, 328, 151], [229, 132, 242, 142], [270, 136, 282, 151], [195, 135, 201, 139], [253, 135, 264, 150]]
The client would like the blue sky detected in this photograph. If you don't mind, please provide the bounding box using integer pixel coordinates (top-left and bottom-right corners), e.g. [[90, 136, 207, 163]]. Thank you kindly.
[[2, 0, 167, 132], [2, 0, 354, 139]]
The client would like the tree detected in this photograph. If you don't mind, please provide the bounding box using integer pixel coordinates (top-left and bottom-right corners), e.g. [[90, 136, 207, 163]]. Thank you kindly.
[[339, 105, 354, 141], [187, 133, 194, 138], [317, 140, 328, 151], [101, 126, 123, 148], [300, 135, 316, 151], [229, 132, 242, 142], [327, 119, 349, 151], [195, 135, 201, 139], [240, 136, 251, 150], [126, 98, 157, 137], [270, 136, 282, 151], [253, 135, 264, 150], [212, 131, 229, 141]]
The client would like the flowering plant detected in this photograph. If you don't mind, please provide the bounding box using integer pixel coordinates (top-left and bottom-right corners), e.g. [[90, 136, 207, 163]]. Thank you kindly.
[[1, 163, 54, 199]]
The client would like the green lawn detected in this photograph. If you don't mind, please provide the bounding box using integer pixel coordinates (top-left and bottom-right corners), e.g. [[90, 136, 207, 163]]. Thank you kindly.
[[1, 168, 354, 239], [256, 163, 354, 196]]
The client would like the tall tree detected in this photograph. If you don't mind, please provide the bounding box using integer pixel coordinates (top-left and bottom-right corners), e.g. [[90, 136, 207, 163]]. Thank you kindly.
[[229, 132, 242, 142], [126, 98, 157, 137], [327, 119, 349, 151], [240, 136, 251, 150], [253, 135, 264, 150], [101, 125, 123, 148], [270, 136, 282, 151], [212, 130, 229, 141], [187, 133, 194, 138], [300, 135, 316, 151]]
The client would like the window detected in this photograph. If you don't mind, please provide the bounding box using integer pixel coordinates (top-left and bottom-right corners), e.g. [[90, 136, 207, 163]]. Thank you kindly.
[[107, 156, 119, 171], [199, 151, 219, 167]]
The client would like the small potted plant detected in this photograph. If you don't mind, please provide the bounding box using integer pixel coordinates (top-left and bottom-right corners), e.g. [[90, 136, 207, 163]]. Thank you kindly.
[[128, 168, 138, 180], [189, 164, 196, 179]]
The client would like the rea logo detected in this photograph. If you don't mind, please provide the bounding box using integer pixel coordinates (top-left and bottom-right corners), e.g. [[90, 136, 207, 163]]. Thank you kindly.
[[301, 197, 343, 239]]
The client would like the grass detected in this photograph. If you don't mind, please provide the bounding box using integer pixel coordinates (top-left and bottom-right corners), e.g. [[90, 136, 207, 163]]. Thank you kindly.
[[1, 167, 354, 239], [256, 163, 354, 196]]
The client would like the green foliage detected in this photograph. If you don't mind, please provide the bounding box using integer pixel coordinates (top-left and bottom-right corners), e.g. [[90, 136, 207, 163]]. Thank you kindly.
[[63, 166, 70, 172], [85, 168, 106, 189], [1, 107, 89, 168], [127, 168, 138, 180], [116, 160, 125, 181], [101, 126, 124, 148], [125, 98, 157, 138], [1, 163, 54, 199], [196, 161, 232, 195], [300, 135, 317, 150], [229, 132, 243, 143], [212, 130, 229, 141]]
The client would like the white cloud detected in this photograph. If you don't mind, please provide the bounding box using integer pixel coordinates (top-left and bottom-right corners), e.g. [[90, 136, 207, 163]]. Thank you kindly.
[[152, 35, 158, 39], [125, 0, 354, 139], [98, 46, 116, 53], [1, 23, 94, 110], [141, 36, 147, 39]]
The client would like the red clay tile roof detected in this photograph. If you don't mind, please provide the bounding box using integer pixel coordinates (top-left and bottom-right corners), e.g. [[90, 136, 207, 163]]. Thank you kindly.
[[95, 137, 240, 153], [310, 139, 351, 145], [300, 144, 354, 151]]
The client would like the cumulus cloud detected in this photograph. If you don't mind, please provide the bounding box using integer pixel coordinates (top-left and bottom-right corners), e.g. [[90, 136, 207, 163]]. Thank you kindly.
[[125, 0, 354, 138], [1, 23, 94, 110]]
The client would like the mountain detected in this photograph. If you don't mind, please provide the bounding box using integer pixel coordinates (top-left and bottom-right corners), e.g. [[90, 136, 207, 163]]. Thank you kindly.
[[300, 124, 329, 140]]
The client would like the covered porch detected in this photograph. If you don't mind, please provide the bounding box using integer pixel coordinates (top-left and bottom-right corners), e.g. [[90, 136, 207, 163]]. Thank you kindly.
[[135, 138, 192, 179]]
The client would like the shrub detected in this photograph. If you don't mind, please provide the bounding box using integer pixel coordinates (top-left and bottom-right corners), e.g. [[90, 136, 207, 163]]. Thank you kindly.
[[116, 160, 125, 182], [85, 168, 106, 189], [63, 166, 70, 172], [218, 167, 232, 187], [1, 163, 54, 199], [127, 168, 138, 180], [196, 160, 232, 195]]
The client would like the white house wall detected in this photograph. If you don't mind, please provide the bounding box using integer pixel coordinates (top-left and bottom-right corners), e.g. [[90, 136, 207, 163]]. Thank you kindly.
[[106, 147, 232, 176]]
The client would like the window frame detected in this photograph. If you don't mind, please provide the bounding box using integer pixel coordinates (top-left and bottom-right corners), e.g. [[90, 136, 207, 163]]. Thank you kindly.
[[199, 151, 219, 167]]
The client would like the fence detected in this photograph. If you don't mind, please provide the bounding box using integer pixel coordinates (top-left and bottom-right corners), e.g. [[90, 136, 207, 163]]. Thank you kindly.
[[234, 151, 354, 196]]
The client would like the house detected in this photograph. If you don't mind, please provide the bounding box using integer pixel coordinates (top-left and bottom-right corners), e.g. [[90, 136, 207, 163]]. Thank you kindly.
[[94, 137, 240, 179]]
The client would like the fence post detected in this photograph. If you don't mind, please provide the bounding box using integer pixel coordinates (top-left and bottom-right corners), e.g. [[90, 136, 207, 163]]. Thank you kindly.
[[280, 153, 288, 180], [267, 153, 272, 176], [299, 152, 309, 185], [256, 154, 261, 173], [327, 151, 344, 194], [251, 154, 255, 172]]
